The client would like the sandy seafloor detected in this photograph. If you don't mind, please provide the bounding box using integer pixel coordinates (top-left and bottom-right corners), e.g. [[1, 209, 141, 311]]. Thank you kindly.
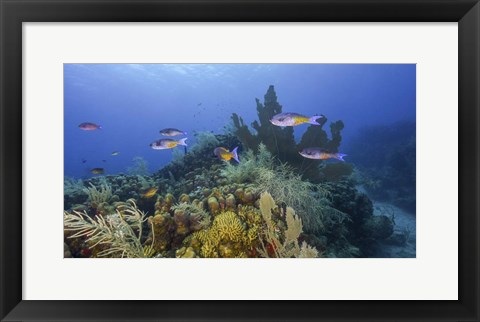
[[372, 201, 416, 258]]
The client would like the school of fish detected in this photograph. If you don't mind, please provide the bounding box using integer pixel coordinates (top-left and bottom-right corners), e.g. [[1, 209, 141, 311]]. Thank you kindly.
[[77, 110, 347, 181]]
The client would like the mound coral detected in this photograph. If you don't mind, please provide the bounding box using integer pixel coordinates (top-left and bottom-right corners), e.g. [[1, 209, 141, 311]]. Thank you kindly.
[[146, 212, 173, 253]]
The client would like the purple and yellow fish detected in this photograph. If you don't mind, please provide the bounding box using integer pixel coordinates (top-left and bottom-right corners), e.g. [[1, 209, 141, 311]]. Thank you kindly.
[[270, 113, 325, 127], [79, 122, 102, 130], [299, 148, 347, 161], [150, 138, 188, 150], [159, 128, 187, 136], [142, 187, 158, 198], [214, 146, 239, 163]]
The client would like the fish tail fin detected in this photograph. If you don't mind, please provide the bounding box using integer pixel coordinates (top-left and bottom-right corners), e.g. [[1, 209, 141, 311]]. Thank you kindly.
[[335, 153, 347, 161], [232, 146, 240, 163], [307, 115, 325, 125], [178, 137, 188, 146], [98, 125, 102, 129]]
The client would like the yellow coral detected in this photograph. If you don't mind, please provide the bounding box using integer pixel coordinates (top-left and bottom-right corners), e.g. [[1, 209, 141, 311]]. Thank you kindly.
[[183, 210, 261, 258], [207, 197, 220, 214], [176, 246, 197, 258], [179, 193, 190, 203], [257, 192, 319, 258], [213, 211, 244, 243], [190, 230, 209, 244], [247, 225, 259, 243], [201, 240, 218, 258]]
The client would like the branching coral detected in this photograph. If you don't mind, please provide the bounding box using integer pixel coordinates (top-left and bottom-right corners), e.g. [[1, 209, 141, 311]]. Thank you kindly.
[[214, 211, 244, 243], [183, 209, 260, 258], [64, 199, 153, 258], [257, 192, 319, 258]]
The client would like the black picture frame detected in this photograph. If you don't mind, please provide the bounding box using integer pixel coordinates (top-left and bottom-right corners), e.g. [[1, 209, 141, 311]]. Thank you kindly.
[[1, 0, 478, 321]]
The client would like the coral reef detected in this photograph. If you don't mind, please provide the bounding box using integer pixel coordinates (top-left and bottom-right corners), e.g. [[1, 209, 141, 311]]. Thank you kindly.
[[257, 192, 319, 258], [64, 177, 87, 207], [181, 192, 318, 258], [221, 144, 329, 233], [322, 180, 395, 257], [64, 242, 72, 258], [64, 199, 155, 258], [347, 121, 416, 212], [65, 174, 323, 258], [82, 180, 113, 214], [183, 211, 254, 258], [127, 156, 150, 176], [318, 162, 354, 182], [63, 86, 399, 259], [153, 132, 241, 196]]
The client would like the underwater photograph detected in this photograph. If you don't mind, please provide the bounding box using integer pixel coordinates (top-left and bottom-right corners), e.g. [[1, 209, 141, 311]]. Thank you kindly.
[[64, 64, 416, 258]]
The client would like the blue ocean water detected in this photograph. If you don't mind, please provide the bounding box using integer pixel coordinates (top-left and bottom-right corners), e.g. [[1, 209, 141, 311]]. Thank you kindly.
[[64, 64, 415, 178], [64, 63, 417, 258]]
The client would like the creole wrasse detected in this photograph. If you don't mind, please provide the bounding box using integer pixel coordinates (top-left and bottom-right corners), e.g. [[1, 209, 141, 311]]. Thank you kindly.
[[150, 138, 188, 150], [299, 148, 347, 161], [214, 146, 239, 163], [160, 128, 187, 136], [90, 168, 105, 174], [142, 187, 158, 198], [79, 122, 102, 130], [270, 113, 325, 127]]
